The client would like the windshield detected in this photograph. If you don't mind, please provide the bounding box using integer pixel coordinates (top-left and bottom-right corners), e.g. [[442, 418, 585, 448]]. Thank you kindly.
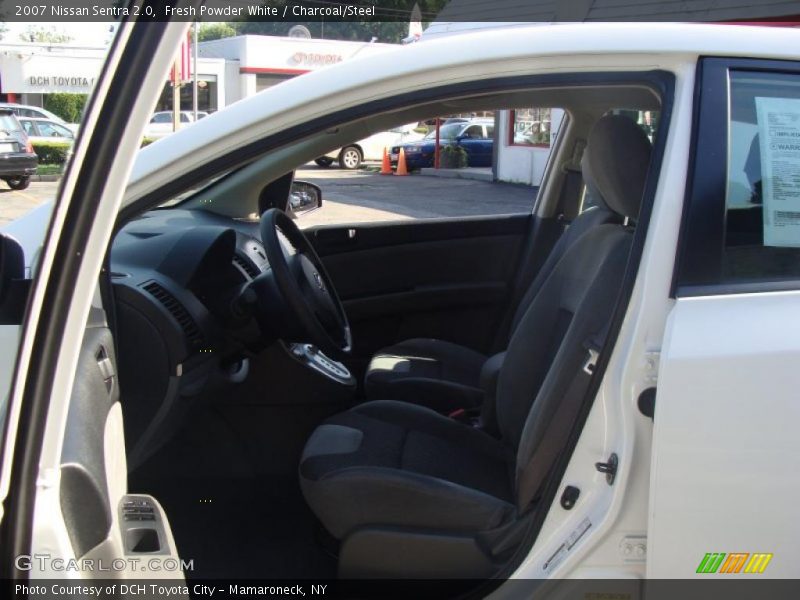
[[424, 123, 463, 140], [157, 167, 237, 208], [0, 114, 20, 133]]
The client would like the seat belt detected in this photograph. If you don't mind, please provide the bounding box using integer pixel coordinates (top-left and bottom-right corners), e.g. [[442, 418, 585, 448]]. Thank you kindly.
[[516, 327, 610, 511]]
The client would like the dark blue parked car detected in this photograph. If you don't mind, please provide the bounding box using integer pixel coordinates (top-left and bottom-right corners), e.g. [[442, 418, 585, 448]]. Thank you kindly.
[[391, 119, 494, 170]]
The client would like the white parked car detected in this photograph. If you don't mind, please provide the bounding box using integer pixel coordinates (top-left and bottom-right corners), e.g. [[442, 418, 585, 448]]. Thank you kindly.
[[143, 110, 209, 139], [1, 21, 799, 592], [18, 117, 76, 144], [316, 122, 425, 169], [0, 102, 79, 132]]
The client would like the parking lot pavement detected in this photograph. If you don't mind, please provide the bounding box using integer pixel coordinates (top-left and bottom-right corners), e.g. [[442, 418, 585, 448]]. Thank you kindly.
[[0, 180, 60, 228], [295, 165, 537, 227], [0, 167, 538, 229]]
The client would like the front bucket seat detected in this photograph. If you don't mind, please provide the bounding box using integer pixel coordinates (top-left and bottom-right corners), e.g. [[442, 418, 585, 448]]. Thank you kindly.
[[362, 115, 649, 415], [299, 115, 652, 577]]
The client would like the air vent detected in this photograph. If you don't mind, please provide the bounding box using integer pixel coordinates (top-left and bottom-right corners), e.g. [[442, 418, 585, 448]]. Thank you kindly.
[[142, 281, 203, 346], [232, 254, 260, 279]]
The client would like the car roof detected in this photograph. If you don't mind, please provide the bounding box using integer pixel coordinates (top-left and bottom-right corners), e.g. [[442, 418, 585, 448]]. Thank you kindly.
[[128, 23, 800, 207]]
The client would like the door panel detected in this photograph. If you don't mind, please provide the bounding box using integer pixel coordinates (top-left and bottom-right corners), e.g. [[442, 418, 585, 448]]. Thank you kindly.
[[458, 138, 493, 166], [55, 309, 184, 578], [309, 215, 531, 360], [648, 292, 800, 577]]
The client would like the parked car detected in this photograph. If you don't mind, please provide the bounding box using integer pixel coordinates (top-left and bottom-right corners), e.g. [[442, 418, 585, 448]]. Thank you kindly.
[[0, 102, 79, 132], [0, 108, 38, 190], [2, 21, 800, 590], [144, 110, 209, 139], [391, 118, 494, 169], [316, 122, 426, 169], [18, 117, 76, 144]]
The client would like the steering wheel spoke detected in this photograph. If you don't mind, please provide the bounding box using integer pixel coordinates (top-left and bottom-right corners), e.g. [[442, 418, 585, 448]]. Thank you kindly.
[[251, 209, 352, 358]]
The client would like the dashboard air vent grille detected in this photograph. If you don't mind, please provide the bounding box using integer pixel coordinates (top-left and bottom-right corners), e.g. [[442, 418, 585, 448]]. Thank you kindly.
[[142, 281, 203, 346], [232, 254, 260, 279]]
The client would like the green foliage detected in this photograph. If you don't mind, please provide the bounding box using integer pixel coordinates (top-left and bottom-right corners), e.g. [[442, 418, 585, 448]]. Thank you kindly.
[[43, 93, 87, 123], [141, 137, 158, 148], [439, 144, 468, 169], [198, 23, 237, 42], [32, 141, 71, 165], [20, 26, 73, 43]]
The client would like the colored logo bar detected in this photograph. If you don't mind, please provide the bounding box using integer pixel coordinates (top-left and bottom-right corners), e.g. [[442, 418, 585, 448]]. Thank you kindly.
[[696, 553, 773, 574]]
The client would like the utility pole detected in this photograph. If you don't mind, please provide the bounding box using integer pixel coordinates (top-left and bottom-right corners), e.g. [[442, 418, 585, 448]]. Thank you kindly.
[[192, 21, 198, 121], [172, 58, 181, 133]]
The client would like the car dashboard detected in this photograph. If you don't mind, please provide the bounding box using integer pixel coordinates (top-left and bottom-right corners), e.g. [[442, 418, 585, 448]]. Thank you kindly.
[[110, 208, 269, 463]]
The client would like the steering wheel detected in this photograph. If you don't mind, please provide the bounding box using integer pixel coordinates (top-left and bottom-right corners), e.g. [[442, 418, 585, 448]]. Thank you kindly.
[[246, 209, 352, 358]]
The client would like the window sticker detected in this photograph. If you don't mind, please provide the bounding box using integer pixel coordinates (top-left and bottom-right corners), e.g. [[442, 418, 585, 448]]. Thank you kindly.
[[755, 97, 800, 247]]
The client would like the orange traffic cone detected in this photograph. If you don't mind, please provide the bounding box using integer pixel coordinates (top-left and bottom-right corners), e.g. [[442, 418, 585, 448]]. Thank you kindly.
[[379, 147, 392, 175], [395, 147, 409, 176]]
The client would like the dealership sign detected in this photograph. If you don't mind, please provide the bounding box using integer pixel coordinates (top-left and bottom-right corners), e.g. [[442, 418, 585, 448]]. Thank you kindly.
[[290, 52, 343, 67], [27, 75, 96, 90], [0, 53, 102, 94]]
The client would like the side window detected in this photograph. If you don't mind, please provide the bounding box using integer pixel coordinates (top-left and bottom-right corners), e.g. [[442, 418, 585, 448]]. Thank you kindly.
[[676, 59, 800, 293], [724, 71, 800, 281], [508, 108, 557, 146], [463, 125, 483, 138], [152, 113, 171, 124], [180, 113, 191, 123], [20, 120, 36, 136], [52, 123, 74, 138], [37, 122, 65, 137], [298, 109, 546, 229]]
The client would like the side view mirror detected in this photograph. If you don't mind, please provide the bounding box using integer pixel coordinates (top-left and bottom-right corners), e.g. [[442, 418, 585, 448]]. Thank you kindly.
[[289, 181, 323, 216], [0, 234, 28, 325]]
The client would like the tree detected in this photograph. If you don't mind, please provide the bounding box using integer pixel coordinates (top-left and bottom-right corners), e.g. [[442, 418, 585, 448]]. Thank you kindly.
[[43, 93, 87, 123], [198, 22, 237, 42], [20, 26, 73, 44]]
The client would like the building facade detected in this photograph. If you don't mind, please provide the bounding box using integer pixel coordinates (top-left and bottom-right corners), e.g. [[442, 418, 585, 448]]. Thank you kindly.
[[0, 35, 393, 116]]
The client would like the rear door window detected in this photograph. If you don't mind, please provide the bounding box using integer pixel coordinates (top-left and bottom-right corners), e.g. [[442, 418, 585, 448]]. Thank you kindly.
[[675, 58, 800, 293], [724, 70, 800, 280]]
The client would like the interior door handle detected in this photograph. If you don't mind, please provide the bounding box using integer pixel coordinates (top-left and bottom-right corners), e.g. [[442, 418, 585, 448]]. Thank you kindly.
[[96, 346, 116, 394]]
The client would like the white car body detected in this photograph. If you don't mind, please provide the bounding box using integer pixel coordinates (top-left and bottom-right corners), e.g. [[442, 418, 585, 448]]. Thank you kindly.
[[143, 110, 209, 139], [18, 117, 76, 144], [322, 123, 426, 167], [1, 21, 799, 588], [0, 102, 79, 132]]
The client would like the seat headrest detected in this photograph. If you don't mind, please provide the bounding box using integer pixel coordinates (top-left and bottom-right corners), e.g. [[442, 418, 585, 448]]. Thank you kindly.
[[581, 115, 652, 220]]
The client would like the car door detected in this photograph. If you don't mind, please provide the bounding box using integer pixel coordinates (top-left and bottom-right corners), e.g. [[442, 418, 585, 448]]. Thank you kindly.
[[37, 121, 74, 143], [0, 15, 195, 581], [455, 123, 488, 165], [648, 57, 800, 577]]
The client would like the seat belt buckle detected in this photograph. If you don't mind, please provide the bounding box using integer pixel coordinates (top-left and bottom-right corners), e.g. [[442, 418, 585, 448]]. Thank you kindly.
[[582, 348, 599, 375]]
